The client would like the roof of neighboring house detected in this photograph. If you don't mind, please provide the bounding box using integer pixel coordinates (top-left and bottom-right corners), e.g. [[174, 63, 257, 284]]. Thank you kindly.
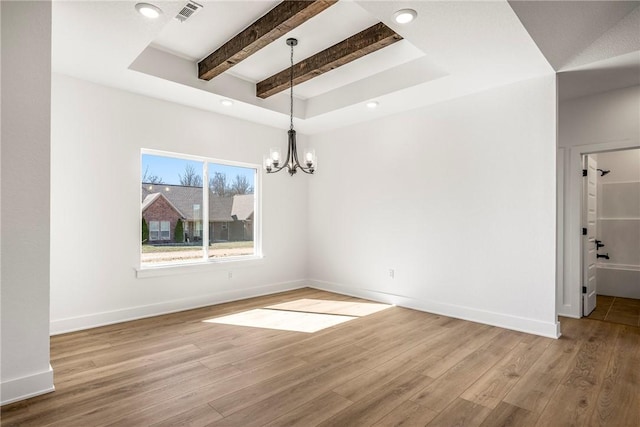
[[231, 194, 254, 221], [142, 183, 254, 222], [209, 195, 234, 222], [142, 192, 185, 218]]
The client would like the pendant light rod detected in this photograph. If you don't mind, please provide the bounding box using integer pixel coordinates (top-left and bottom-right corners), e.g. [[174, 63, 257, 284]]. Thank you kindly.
[[264, 38, 315, 176], [288, 38, 296, 131]]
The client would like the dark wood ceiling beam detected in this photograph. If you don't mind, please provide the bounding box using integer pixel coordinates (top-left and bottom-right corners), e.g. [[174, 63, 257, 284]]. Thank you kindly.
[[256, 23, 402, 99], [198, 0, 337, 81]]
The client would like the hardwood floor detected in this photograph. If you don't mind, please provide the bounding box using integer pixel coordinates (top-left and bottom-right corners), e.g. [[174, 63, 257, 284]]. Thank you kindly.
[[2, 288, 639, 426], [587, 295, 640, 327]]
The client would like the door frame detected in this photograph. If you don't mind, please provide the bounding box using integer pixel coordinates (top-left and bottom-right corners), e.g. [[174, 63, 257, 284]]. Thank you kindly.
[[582, 154, 598, 316], [557, 140, 639, 319]]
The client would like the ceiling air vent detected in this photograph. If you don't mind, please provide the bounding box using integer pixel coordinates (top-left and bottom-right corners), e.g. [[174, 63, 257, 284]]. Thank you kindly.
[[175, 1, 203, 23]]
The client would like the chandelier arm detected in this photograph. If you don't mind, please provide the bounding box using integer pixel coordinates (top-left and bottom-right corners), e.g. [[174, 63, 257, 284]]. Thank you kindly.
[[290, 131, 301, 167], [298, 167, 314, 174], [266, 163, 289, 174]]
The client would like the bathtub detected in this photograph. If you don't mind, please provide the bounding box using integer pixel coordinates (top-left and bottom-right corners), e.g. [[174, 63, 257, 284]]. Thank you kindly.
[[597, 263, 640, 299]]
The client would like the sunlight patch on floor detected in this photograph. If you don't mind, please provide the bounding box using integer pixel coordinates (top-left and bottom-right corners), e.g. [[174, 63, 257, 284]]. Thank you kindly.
[[204, 308, 357, 333], [265, 298, 392, 316]]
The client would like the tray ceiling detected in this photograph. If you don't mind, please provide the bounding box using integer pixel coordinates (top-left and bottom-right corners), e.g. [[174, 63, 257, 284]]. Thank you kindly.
[[52, 1, 639, 134]]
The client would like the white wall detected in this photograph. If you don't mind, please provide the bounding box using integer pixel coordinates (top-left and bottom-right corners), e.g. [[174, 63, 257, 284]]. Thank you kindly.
[[50, 74, 309, 333], [557, 86, 640, 317], [307, 76, 559, 337], [1, 1, 54, 404], [559, 86, 640, 149]]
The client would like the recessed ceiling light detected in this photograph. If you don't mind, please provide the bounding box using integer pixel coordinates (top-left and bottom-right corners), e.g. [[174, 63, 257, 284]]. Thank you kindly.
[[135, 3, 162, 19], [366, 101, 379, 109], [393, 9, 417, 24], [220, 99, 234, 107]]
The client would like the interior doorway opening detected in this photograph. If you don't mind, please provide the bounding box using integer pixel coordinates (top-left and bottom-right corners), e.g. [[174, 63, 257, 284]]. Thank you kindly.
[[581, 148, 640, 327]]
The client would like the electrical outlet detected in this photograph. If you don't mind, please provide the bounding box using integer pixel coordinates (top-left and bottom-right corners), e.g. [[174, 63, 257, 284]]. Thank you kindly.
[[389, 269, 395, 279], [228, 271, 233, 279]]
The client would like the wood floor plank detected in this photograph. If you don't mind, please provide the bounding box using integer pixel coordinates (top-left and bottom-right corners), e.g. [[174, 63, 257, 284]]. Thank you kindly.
[[411, 323, 500, 378], [371, 400, 438, 427], [103, 355, 306, 427], [534, 320, 619, 426], [478, 401, 536, 427], [318, 371, 434, 427], [208, 344, 367, 416], [1, 289, 637, 427], [261, 391, 353, 427], [149, 404, 223, 427], [426, 398, 492, 427], [332, 321, 452, 402], [369, 320, 470, 374], [7, 361, 212, 426], [461, 336, 552, 409], [502, 326, 585, 413], [209, 363, 371, 426], [104, 390, 223, 426], [588, 325, 640, 427], [411, 330, 523, 412], [54, 344, 206, 390]]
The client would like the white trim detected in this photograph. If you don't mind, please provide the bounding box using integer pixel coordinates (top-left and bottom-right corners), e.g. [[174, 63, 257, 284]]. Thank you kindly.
[[202, 161, 209, 258], [141, 148, 259, 170], [556, 147, 566, 318], [1, 365, 55, 406], [50, 280, 306, 335], [600, 181, 640, 185], [309, 280, 561, 339], [597, 263, 640, 272]]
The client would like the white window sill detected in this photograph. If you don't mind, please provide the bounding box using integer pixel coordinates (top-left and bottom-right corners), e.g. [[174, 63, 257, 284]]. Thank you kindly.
[[136, 255, 264, 279]]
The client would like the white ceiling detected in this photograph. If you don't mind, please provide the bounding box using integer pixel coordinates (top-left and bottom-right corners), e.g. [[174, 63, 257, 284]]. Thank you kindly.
[[509, 1, 639, 71], [52, 1, 640, 134]]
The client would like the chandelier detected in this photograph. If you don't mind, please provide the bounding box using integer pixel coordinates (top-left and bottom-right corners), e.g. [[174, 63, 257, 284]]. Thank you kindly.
[[264, 38, 316, 175]]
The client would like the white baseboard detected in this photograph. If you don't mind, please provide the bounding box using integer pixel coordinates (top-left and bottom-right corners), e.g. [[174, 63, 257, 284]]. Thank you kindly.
[[309, 280, 561, 339], [50, 280, 307, 335], [1, 365, 55, 406], [557, 303, 581, 319]]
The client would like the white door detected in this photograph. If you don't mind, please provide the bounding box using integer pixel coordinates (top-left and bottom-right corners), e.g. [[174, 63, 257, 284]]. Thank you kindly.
[[583, 155, 598, 316]]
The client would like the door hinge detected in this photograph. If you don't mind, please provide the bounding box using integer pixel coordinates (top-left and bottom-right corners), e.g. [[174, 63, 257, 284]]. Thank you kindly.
[[583, 169, 588, 177], [582, 227, 587, 235], [582, 286, 587, 294]]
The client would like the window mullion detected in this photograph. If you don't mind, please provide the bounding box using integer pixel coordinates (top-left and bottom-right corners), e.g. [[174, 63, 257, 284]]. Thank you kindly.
[[202, 162, 209, 260]]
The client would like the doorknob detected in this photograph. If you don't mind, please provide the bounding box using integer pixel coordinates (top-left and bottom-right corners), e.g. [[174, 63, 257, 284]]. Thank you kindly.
[[597, 253, 610, 260]]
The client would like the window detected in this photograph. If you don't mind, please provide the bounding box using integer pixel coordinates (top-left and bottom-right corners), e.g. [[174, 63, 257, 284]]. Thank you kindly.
[[141, 150, 259, 267], [160, 221, 170, 240], [149, 221, 159, 241]]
